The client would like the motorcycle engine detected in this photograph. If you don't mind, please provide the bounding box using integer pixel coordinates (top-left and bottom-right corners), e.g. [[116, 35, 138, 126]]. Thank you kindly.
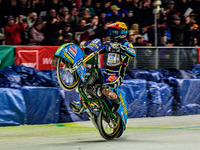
[[82, 68, 102, 99]]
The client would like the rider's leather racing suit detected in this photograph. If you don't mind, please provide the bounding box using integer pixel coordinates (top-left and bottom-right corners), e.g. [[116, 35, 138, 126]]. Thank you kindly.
[[100, 39, 136, 112]]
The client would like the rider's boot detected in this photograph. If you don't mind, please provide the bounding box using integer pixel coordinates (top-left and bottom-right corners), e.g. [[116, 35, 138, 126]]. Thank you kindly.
[[69, 101, 84, 115], [111, 97, 120, 114]]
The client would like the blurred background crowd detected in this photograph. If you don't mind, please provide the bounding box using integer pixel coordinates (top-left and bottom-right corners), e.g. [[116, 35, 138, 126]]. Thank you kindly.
[[0, 0, 200, 47]]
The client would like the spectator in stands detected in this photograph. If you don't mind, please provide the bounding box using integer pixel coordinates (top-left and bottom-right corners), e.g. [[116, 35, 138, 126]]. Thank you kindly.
[[30, 20, 45, 45], [49, 0, 62, 12], [30, 0, 38, 13], [60, 23, 73, 44], [59, 6, 70, 28], [89, 15, 105, 40], [43, 16, 61, 45], [128, 34, 135, 43], [99, 13, 106, 27], [3, 15, 26, 45], [35, 0, 48, 18], [129, 23, 139, 35], [93, 1, 101, 17], [105, 5, 121, 23], [184, 23, 196, 46], [68, 7, 80, 30], [21, 18, 31, 45], [193, 24, 200, 46], [169, 16, 186, 46], [80, 7, 92, 23], [16, 0, 30, 16], [133, 36, 146, 46], [166, 1, 178, 26], [140, 26, 149, 42], [7, 0, 19, 18], [0, 0, 200, 47], [45, 8, 57, 22], [74, 18, 96, 44], [147, 24, 155, 45], [81, 0, 96, 17], [26, 11, 35, 28], [139, 0, 154, 27], [126, 0, 141, 26]]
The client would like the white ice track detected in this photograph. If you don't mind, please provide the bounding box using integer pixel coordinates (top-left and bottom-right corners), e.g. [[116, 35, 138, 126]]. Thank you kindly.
[[1, 115, 200, 150]]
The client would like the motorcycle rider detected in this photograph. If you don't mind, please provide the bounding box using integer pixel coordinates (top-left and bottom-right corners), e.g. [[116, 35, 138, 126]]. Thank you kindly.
[[70, 21, 136, 115]]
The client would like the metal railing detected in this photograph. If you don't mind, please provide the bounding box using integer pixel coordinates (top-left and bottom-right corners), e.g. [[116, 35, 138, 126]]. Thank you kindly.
[[103, 47, 199, 70]]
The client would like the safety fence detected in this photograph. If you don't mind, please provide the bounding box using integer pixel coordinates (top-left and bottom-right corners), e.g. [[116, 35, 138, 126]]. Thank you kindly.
[[0, 46, 200, 71], [0, 64, 200, 126], [103, 47, 200, 70]]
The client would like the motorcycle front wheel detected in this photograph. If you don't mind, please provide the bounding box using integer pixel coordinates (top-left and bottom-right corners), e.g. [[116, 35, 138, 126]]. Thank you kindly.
[[56, 57, 81, 91], [97, 111, 123, 140]]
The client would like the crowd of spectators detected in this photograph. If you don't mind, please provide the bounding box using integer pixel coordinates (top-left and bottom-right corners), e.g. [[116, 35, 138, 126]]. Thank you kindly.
[[0, 0, 200, 47]]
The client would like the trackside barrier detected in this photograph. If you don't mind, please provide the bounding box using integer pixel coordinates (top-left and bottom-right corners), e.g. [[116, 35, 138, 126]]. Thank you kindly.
[[59, 89, 89, 123], [0, 46, 200, 71], [165, 78, 200, 115], [119, 80, 148, 118], [0, 88, 26, 126], [147, 82, 173, 117], [21, 87, 61, 124], [0, 64, 200, 126], [102, 47, 200, 70], [0, 46, 15, 70]]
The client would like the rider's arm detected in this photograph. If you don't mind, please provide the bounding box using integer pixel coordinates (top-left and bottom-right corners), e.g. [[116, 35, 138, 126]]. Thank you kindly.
[[101, 41, 136, 58], [122, 42, 136, 58]]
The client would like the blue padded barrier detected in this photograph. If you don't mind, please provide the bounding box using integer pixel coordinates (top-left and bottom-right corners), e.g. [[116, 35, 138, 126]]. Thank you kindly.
[[174, 79, 200, 115], [156, 68, 197, 79], [21, 87, 60, 124], [124, 69, 163, 82], [3, 65, 58, 87], [0, 88, 26, 126], [120, 79, 148, 118], [147, 82, 174, 117], [58, 89, 89, 123], [0, 67, 21, 88], [188, 64, 200, 78], [178, 70, 197, 79]]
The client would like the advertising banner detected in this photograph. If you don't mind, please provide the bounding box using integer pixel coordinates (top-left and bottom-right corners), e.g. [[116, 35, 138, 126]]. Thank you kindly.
[[15, 46, 59, 70], [0, 46, 15, 70]]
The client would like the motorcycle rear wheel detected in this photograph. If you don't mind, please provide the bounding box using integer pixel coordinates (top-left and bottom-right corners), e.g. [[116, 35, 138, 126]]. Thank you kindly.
[[97, 111, 123, 140], [56, 57, 81, 91]]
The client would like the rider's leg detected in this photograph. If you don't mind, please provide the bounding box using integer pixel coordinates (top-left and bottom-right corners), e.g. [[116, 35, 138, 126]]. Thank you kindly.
[[102, 88, 120, 114]]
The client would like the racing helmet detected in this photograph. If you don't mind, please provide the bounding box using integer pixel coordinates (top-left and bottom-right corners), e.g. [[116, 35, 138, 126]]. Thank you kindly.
[[107, 21, 128, 40]]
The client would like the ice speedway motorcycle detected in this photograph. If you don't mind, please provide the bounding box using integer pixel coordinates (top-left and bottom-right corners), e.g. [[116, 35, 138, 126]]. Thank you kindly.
[[52, 38, 128, 140]]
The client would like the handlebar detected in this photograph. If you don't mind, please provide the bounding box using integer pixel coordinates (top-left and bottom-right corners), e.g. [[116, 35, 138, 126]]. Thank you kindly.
[[100, 42, 128, 56], [72, 43, 128, 70]]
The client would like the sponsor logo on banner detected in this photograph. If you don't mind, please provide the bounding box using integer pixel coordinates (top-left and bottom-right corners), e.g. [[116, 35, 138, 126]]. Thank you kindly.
[[42, 58, 53, 65], [18, 50, 39, 69]]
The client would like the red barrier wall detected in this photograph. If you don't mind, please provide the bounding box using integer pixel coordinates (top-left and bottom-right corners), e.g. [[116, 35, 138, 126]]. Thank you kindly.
[[15, 46, 59, 70]]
